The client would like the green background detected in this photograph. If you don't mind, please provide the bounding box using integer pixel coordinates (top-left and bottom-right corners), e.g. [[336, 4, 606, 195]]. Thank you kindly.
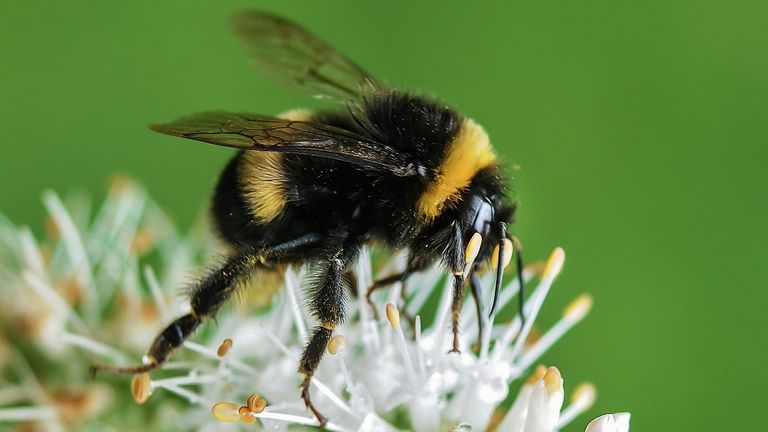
[[2, 1, 766, 430]]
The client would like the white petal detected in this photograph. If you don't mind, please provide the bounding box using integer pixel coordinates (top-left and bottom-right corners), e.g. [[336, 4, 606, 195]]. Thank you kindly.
[[585, 415, 615, 432], [585, 413, 631, 432], [496, 384, 533, 432], [523, 368, 564, 432], [613, 413, 631, 432]]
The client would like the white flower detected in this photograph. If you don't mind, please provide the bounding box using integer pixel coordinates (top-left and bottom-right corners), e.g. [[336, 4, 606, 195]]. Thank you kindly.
[[585, 413, 631, 432], [0, 180, 631, 432]]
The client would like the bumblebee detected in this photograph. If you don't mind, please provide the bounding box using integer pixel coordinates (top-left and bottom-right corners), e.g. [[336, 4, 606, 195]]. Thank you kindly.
[[93, 10, 526, 427]]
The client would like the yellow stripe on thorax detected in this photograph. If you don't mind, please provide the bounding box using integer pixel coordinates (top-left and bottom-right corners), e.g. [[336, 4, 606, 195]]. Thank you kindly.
[[417, 118, 496, 220], [240, 109, 312, 222]]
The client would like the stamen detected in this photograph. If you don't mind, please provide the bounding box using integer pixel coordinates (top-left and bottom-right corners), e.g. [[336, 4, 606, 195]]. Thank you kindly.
[[0, 406, 59, 422], [239, 405, 257, 424], [543, 366, 562, 394], [150, 373, 220, 387], [211, 401, 240, 422], [557, 382, 597, 428], [283, 266, 307, 341], [22, 270, 89, 334], [251, 411, 349, 432], [490, 238, 514, 270], [495, 366, 547, 432], [519, 365, 565, 432], [542, 247, 565, 281], [241, 414, 257, 424], [414, 315, 427, 375], [407, 263, 444, 313], [216, 338, 233, 357], [509, 248, 565, 363], [327, 335, 347, 355], [42, 191, 98, 323], [516, 293, 592, 372], [563, 294, 593, 323], [430, 276, 456, 355], [464, 232, 482, 268], [143, 265, 170, 320], [61, 331, 129, 364], [246, 393, 267, 413], [387, 303, 417, 385], [465, 232, 482, 263], [18, 228, 45, 275], [385, 303, 400, 329], [526, 364, 548, 385], [259, 325, 357, 417], [183, 341, 257, 376], [130, 373, 152, 404], [160, 383, 206, 404]]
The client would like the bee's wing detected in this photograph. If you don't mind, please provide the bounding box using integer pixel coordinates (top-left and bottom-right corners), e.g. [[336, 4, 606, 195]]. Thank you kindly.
[[151, 112, 416, 177], [232, 10, 379, 103]]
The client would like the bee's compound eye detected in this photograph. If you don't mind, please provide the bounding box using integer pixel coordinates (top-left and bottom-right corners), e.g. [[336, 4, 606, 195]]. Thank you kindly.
[[469, 196, 495, 237]]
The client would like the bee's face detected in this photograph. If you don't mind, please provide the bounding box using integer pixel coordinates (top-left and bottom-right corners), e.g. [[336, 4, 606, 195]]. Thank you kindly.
[[467, 194, 496, 239]]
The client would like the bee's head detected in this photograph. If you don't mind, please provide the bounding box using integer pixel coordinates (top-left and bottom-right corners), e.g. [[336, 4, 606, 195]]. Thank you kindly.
[[459, 180, 515, 268], [454, 159, 511, 243], [454, 176, 519, 318]]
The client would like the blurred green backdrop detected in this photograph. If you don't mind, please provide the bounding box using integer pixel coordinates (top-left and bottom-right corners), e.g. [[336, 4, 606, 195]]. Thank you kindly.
[[2, 1, 767, 430]]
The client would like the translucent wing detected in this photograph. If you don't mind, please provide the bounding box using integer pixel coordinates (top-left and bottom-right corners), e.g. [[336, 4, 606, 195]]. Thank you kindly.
[[231, 10, 379, 102], [150, 112, 416, 176]]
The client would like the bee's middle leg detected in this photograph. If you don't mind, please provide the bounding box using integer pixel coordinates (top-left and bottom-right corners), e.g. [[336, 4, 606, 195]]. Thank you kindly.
[[298, 237, 360, 428]]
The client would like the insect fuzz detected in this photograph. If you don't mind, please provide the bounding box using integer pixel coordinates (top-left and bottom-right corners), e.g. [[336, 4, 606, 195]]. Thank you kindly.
[[91, 10, 526, 428]]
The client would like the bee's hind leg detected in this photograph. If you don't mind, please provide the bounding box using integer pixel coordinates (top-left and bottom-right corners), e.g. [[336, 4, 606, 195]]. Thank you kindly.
[[92, 233, 323, 377], [91, 250, 264, 376]]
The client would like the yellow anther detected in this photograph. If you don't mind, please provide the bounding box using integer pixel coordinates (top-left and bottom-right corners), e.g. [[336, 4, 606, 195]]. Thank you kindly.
[[217, 338, 233, 357], [385, 303, 400, 329], [563, 294, 593, 322], [130, 373, 152, 404], [238, 406, 256, 424], [526, 364, 548, 385], [327, 335, 347, 355], [571, 382, 597, 408], [211, 401, 240, 422], [524, 326, 543, 348], [542, 247, 565, 280], [130, 229, 155, 256], [490, 239, 514, 270], [246, 393, 267, 413], [543, 366, 563, 394], [246, 393, 259, 411], [241, 412, 257, 424], [464, 232, 482, 265]]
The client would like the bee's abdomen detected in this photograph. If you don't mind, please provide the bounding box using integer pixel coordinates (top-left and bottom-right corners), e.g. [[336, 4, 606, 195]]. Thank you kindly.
[[211, 151, 261, 246]]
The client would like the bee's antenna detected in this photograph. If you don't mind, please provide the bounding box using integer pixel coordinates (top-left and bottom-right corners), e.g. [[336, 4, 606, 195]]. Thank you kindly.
[[511, 235, 526, 328], [488, 223, 507, 319]]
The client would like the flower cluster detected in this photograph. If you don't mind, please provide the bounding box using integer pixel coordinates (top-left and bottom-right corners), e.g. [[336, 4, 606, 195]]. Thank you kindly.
[[0, 180, 630, 431]]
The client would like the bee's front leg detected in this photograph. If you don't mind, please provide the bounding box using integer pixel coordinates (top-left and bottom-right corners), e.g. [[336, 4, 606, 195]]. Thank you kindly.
[[448, 222, 468, 354]]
